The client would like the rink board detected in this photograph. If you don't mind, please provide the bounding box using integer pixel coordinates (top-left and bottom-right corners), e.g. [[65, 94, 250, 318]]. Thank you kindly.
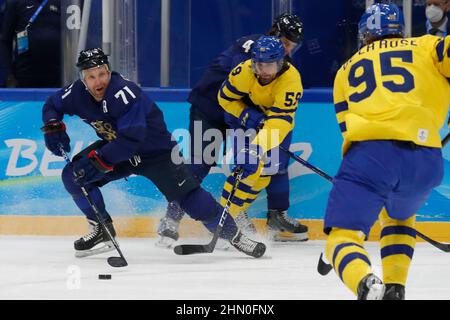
[[0, 216, 449, 242], [0, 89, 449, 239]]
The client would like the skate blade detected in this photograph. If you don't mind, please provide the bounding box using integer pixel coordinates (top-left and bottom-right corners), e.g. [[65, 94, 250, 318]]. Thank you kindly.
[[270, 231, 308, 242], [215, 239, 231, 251], [155, 236, 176, 248], [366, 284, 386, 300], [238, 227, 258, 237], [75, 241, 115, 258]]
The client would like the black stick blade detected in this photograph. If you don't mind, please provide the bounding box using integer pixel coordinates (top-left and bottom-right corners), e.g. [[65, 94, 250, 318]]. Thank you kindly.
[[317, 253, 333, 276], [416, 231, 450, 253], [107, 257, 128, 268], [443, 132, 449, 147], [173, 244, 213, 255]]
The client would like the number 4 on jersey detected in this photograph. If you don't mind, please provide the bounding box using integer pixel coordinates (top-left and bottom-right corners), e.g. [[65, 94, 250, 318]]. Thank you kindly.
[[242, 40, 254, 53], [114, 86, 136, 105]]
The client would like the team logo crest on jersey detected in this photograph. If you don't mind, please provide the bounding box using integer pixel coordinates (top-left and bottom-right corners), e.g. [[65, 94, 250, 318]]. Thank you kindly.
[[90, 121, 117, 141], [388, 14, 397, 21], [418, 129, 429, 143]]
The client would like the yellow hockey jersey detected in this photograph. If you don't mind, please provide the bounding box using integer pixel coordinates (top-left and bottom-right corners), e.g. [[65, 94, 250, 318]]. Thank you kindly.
[[334, 35, 450, 154], [218, 59, 303, 153]]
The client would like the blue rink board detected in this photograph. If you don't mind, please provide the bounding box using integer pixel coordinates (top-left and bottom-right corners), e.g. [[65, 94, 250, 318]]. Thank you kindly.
[[0, 98, 448, 222]]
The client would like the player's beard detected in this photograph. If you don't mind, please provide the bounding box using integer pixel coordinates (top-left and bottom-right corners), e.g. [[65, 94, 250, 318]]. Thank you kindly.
[[258, 74, 276, 85]]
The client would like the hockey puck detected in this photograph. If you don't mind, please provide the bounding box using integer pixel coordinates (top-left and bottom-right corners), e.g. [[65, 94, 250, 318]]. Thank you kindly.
[[98, 274, 112, 280]]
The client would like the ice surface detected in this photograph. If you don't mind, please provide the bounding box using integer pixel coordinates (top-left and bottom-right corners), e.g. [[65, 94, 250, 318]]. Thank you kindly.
[[0, 236, 449, 300]]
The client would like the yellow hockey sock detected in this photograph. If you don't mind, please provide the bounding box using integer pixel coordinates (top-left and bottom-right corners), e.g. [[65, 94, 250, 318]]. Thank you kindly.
[[379, 208, 416, 286], [326, 228, 373, 296]]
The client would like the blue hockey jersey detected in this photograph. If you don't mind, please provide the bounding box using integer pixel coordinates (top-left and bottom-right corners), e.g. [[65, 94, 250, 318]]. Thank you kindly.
[[187, 34, 262, 123], [42, 72, 176, 164]]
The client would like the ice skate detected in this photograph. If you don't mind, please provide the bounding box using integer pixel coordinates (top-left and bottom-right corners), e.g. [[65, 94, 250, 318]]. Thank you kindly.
[[383, 284, 405, 300], [230, 231, 266, 258], [235, 211, 257, 236], [233, 212, 260, 250], [267, 209, 308, 241], [155, 216, 180, 248], [74, 219, 117, 258], [357, 274, 385, 300], [215, 237, 231, 250]]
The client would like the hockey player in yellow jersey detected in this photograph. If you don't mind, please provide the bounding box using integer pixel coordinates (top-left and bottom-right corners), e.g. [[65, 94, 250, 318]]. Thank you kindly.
[[217, 35, 308, 240], [325, 3, 450, 300]]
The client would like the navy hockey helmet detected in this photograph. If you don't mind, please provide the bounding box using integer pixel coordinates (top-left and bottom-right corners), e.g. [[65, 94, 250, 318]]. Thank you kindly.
[[272, 13, 304, 45], [76, 48, 110, 71], [358, 3, 404, 45]]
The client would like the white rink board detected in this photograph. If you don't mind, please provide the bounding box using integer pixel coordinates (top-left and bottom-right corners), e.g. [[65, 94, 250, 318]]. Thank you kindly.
[[0, 236, 449, 300]]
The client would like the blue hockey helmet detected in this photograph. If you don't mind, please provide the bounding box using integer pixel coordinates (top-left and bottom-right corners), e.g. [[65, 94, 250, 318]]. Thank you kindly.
[[251, 36, 286, 84], [251, 36, 285, 64], [358, 3, 404, 45]]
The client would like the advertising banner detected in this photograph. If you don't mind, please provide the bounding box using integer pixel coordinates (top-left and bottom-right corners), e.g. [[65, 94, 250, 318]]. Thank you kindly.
[[1, 98, 448, 222]]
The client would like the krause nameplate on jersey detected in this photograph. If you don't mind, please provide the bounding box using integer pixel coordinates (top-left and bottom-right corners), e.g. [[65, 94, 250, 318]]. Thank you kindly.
[[16, 0, 49, 55]]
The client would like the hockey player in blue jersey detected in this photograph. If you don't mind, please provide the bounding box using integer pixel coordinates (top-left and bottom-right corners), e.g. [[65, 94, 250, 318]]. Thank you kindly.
[[41, 48, 266, 259], [157, 13, 309, 246]]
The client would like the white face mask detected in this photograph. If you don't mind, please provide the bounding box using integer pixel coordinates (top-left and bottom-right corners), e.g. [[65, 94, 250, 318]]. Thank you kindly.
[[426, 5, 444, 23]]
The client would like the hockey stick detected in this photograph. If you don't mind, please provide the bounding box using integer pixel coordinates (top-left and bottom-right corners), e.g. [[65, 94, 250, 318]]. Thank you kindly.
[[173, 167, 244, 255], [407, 132, 450, 253], [59, 146, 128, 267], [415, 230, 450, 252], [443, 132, 450, 147], [279, 146, 333, 182], [281, 143, 450, 275]]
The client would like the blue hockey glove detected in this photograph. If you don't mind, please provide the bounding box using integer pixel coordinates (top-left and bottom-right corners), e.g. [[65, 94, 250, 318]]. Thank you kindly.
[[72, 150, 114, 186], [234, 144, 263, 179], [224, 112, 241, 129], [239, 107, 265, 130], [41, 121, 71, 157]]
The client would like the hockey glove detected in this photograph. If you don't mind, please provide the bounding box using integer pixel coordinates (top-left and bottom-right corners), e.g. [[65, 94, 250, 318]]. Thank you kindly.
[[41, 121, 71, 157], [72, 150, 114, 186], [239, 107, 265, 130], [234, 144, 263, 179], [224, 112, 241, 129]]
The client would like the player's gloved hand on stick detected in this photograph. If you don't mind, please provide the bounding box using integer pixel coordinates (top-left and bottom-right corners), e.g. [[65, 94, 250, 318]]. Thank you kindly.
[[41, 121, 71, 157], [72, 150, 114, 186], [234, 144, 263, 179], [239, 107, 265, 130]]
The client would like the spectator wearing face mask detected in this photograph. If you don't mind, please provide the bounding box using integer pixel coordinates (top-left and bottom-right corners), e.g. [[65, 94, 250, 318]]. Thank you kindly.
[[425, 0, 449, 36]]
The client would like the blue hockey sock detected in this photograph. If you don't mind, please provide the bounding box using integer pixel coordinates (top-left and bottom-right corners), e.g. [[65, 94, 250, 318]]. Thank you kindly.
[[62, 164, 112, 222], [266, 173, 290, 211], [71, 187, 112, 223], [166, 201, 186, 221], [178, 187, 238, 240], [203, 207, 238, 240]]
